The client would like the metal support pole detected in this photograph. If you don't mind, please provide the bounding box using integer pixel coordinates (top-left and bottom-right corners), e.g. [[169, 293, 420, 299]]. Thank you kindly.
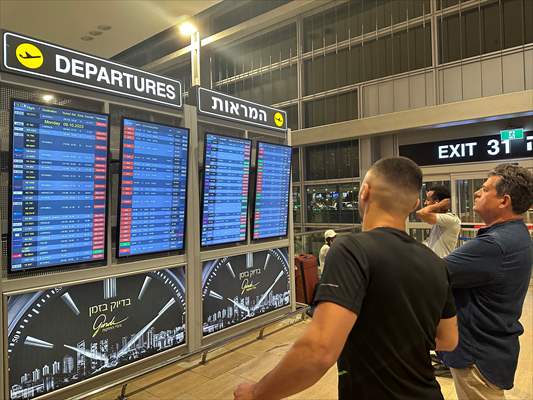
[[190, 31, 201, 87]]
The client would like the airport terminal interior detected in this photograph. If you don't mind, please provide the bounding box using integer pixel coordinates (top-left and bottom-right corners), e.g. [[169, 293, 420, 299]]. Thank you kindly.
[[0, 0, 532, 399]]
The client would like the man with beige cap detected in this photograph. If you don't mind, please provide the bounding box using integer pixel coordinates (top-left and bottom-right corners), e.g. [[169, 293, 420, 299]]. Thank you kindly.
[[318, 229, 336, 275]]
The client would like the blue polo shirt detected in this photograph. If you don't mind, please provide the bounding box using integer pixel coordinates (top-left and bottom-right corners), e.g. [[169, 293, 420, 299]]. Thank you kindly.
[[441, 220, 532, 389]]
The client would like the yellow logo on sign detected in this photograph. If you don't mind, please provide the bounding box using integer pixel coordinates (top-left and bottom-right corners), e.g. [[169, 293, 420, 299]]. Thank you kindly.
[[16, 43, 44, 69], [274, 112, 284, 127]]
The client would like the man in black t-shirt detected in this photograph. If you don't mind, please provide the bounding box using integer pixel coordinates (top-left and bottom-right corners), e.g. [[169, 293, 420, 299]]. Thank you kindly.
[[234, 157, 458, 400]]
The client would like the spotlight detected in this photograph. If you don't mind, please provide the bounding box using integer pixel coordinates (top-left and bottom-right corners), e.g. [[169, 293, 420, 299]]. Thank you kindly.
[[179, 22, 197, 36]]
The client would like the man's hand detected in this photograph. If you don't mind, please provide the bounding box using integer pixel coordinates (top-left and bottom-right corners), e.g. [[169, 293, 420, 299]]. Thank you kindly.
[[232, 302, 356, 399], [234, 382, 257, 400], [438, 198, 451, 210]]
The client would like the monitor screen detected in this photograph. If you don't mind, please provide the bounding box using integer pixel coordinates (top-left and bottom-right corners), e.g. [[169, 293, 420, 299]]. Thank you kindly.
[[201, 133, 251, 247], [117, 119, 189, 258], [252, 142, 291, 240], [9, 100, 109, 273]]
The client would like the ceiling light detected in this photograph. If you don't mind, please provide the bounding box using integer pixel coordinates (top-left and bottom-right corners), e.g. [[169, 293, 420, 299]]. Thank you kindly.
[[80, 36, 93, 41], [42, 95, 54, 102], [179, 22, 197, 36], [97, 25, 112, 31], [89, 30, 103, 36]]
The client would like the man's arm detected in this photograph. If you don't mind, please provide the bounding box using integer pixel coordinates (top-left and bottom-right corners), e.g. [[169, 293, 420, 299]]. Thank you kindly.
[[234, 302, 356, 400], [416, 198, 451, 224], [445, 236, 502, 288], [435, 316, 458, 351]]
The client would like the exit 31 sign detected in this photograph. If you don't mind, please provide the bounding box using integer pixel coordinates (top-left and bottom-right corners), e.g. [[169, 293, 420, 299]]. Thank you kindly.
[[399, 131, 533, 166]]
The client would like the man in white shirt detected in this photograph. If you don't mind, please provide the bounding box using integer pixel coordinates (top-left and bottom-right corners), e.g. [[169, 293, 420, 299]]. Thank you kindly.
[[416, 185, 461, 376], [416, 186, 461, 258], [318, 229, 336, 275]]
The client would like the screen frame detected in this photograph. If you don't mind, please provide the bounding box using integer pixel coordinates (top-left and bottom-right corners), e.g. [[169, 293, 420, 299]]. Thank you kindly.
[[8, 98, 111, 274], [200, 132, 252, 249], [251, 141, 292, 242], [116, 116, 190, 260]]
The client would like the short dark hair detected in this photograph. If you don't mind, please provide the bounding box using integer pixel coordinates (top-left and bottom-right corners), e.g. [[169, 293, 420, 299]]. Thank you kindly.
[[427, 185, 451, 202], [489, 164, 533, 215], [371, 157, 422, 194]]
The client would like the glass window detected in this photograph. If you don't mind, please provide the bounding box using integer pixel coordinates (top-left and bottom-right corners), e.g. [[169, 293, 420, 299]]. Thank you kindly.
[[282, 104, 298, 131], [439, 14, 461, 63], [304, 90, 358, 129], [391, 0, 408, 24], [292, 147, 300, 182], [303, 12, 325, 52], [339, 183, 361, 223], [306, 184, 339, 223], [336, 3, 350, 43], [462, 8, 481, 58], [306, 183, 361, 224], [305, 140, 359, 180], [293, 186, 301, 223], [482, 2, 501, 53], [437, 0, 460, 10], [456, 178, 485, 223], [393, 29, 410, 74], [526, 0, 533, 44], [408, 24, 431, 70], [503, 0, 524, 48], [304, 56, 324, 96]]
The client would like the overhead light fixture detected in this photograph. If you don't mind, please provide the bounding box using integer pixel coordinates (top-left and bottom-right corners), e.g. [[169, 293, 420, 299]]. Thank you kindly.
[[80, 36, 93, 41], [89, 30, 103, 36], [42, 95, 54, 102], [179, 22, 197, 36]]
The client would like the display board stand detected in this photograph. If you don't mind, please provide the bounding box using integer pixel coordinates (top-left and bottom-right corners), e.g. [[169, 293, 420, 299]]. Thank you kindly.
[[0, 63, 294, 400]]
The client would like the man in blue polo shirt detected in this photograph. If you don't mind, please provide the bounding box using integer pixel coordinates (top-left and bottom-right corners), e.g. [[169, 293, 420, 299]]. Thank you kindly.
[[441, 164, 533, 399]]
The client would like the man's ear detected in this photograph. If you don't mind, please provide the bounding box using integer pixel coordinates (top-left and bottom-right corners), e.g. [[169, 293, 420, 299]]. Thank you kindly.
[[360, 182, 369, 201], [500, 194, 512, 210]]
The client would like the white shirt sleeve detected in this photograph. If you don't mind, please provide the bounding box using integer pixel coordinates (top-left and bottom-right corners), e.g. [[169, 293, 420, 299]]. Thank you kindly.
[[435, 213, 460, 229]]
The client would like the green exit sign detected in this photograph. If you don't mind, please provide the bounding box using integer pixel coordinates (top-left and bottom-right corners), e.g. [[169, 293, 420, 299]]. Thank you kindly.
[[500, 128, 524, 140]]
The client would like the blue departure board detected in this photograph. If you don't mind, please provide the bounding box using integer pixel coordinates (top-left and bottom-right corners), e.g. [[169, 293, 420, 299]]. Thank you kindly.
[[9, 100, 109, 272], [201, 133, 251, 247], [253, 142, 291, 240], [118, 119, 189, 257]]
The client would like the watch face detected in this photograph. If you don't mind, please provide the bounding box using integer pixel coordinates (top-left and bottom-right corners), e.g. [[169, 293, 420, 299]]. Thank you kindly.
[[7, 268, 186, 400], [202, 248, 290, 336]]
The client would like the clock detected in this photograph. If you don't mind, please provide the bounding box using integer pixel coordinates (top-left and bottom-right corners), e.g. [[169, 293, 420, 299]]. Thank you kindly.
[[202, 248, 291, 336], [6, 268, 186, 400]]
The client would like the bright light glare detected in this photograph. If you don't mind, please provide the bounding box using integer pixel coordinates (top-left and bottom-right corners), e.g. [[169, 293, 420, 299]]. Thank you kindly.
[[42, 95, 55, 102], [179, 22, 197, 36]]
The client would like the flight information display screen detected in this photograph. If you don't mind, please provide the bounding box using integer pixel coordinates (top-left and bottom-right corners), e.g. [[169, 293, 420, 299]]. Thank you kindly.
[[9, 100, 109, 273], [117, 119, 189, 258], [201, 133, 251, 247], [253, 142, 291, 240]]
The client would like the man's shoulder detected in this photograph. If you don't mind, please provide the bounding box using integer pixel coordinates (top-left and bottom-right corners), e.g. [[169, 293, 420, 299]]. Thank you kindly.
[[482, 220, 531, 251], [436, 212, 461, 225]]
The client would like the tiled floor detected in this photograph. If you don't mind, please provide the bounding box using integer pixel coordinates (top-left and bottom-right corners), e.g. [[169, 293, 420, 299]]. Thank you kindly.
[[90, 285, 532, 400]]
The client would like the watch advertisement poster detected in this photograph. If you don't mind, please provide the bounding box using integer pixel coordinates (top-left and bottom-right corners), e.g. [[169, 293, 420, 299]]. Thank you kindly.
[[202, 247, 290, 336], [6, 267, 186, 400]]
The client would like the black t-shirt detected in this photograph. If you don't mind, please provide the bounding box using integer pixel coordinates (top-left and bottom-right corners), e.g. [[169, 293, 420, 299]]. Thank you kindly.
[[315, 228, 456, 400]]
